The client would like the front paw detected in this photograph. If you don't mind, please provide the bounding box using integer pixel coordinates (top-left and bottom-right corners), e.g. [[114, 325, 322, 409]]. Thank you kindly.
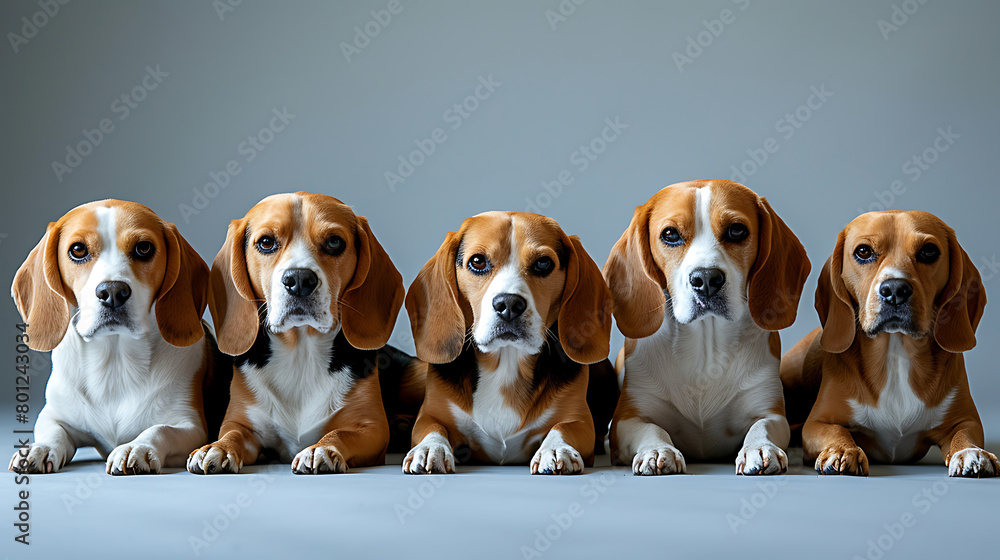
[[9, 444, 65, 474], [531, 444, 584, 475], [187, 443, 243, 475], [107, 443, 161, 475], [737, 442, 788, 475], [632, 445, 686, 476], [403, 435, 455, 474], [948, 447, 999, 478], [814, 445, 869, 476], [292, 445, 347, 474]]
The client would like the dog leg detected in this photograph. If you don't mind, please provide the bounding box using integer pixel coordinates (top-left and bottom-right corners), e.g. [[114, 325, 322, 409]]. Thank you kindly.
[[108, 420, 206, 475], [736, 413, 789, 475], [9, 408, 77, 474], [615, 418, 686, 475], [531, 421, 593, 475], [939, 420, 999, 478], [188, 421, 261, 475]]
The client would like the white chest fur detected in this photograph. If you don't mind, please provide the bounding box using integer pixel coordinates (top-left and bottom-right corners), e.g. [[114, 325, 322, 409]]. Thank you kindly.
[[625, 313, 781, 459], [241, 330, 355, 458], [848, 334, 956, 462], [47, 330, 204, 453], [450, 349, 553, 464]]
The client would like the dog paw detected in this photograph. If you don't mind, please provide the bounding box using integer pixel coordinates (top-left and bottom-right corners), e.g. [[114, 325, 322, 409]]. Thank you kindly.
[[814, 445, 869, 476], [187, 443, 242, 475], [9, 444, 64, 474], [107, 443, 161, 475], [403, 434, 455, 474], [292, 445, 347, 474], [530, 444, 584, 475], [737, 442, 788, 475], [948, 447, 999, 478], [632, 445, 686, 476]]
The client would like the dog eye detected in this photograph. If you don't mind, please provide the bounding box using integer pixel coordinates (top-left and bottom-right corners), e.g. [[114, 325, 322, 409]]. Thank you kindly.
[[256, 236, 277, 254], [468, 254, 491, 274], [132, 241, 155, 261], [917, 243, 940, 264], [726, 223, 749, 243], [660, 227, 683, 246], [853, 244, 876, 263], [323, 235, 346, 256], [68, 242, 89, 262], [531, 256, 555, 276]]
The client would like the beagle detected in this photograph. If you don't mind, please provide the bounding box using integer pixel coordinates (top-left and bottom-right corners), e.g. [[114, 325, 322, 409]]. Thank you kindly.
[[604, 180, 810, 475], [187, 192, 409, 474], [402, 211, 614, 475], [8, 200, 226, 475], [781, 211, 998, 477]]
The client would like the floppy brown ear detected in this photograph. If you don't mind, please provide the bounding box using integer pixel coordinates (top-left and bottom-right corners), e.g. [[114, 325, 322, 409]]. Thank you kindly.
[[558, 235, 613, 364], [934, 231, 986, 353], [11, 223, 73, 351], [208, 219, 259, 355], [816, 232, 857, 353], [601, 205, 666, 339], [747, 197, 811, 331], [405, 231, 468, 364], [340, 216, 405, 350], [155, 222, 209, 347]]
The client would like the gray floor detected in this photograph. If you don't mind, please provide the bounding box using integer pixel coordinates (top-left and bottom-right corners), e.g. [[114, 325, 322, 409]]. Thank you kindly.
[[6, 445, 997, 559]]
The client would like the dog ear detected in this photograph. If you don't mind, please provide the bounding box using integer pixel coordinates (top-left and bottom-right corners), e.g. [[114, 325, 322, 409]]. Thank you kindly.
[[817, 231, 857, 353], [747, 197, 811, 331], [601, 204, 666, 339], [934, 230, 986, 353], [340, 216, 405, 350], [11, 222, 73, 351], [405, 231, 468, 363], [558, 235, 613, 364], [208, 219, 259, 355], [155, 222, 210, 347]]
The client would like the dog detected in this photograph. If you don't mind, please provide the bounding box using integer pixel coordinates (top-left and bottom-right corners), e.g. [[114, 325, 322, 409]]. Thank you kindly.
[[781, 211, 998, 477], [186, 192, 413, 474], [9, 199, 226, 475], [604, 180, 810, 475], [401, 211, 615, 475]]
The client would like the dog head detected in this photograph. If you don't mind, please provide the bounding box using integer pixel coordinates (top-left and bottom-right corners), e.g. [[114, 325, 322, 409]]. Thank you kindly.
[[210, 192, 404, 355], [817, 211, 985, 354], [12, 200, 208, 351], [405, 211, 612, 364], [603, 180, 810, 338]]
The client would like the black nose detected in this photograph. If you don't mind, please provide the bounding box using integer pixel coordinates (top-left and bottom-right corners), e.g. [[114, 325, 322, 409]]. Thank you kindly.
[[282, 269, 319, 297], [689, 268, 726, 298], [96, 281, 131, 310], [492, 293, 527, 322], [879, 279, 913, 306]]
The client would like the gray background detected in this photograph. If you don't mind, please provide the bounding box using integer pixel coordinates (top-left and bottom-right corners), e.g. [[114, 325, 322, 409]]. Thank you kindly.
[[1, 1, 997, 558]]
